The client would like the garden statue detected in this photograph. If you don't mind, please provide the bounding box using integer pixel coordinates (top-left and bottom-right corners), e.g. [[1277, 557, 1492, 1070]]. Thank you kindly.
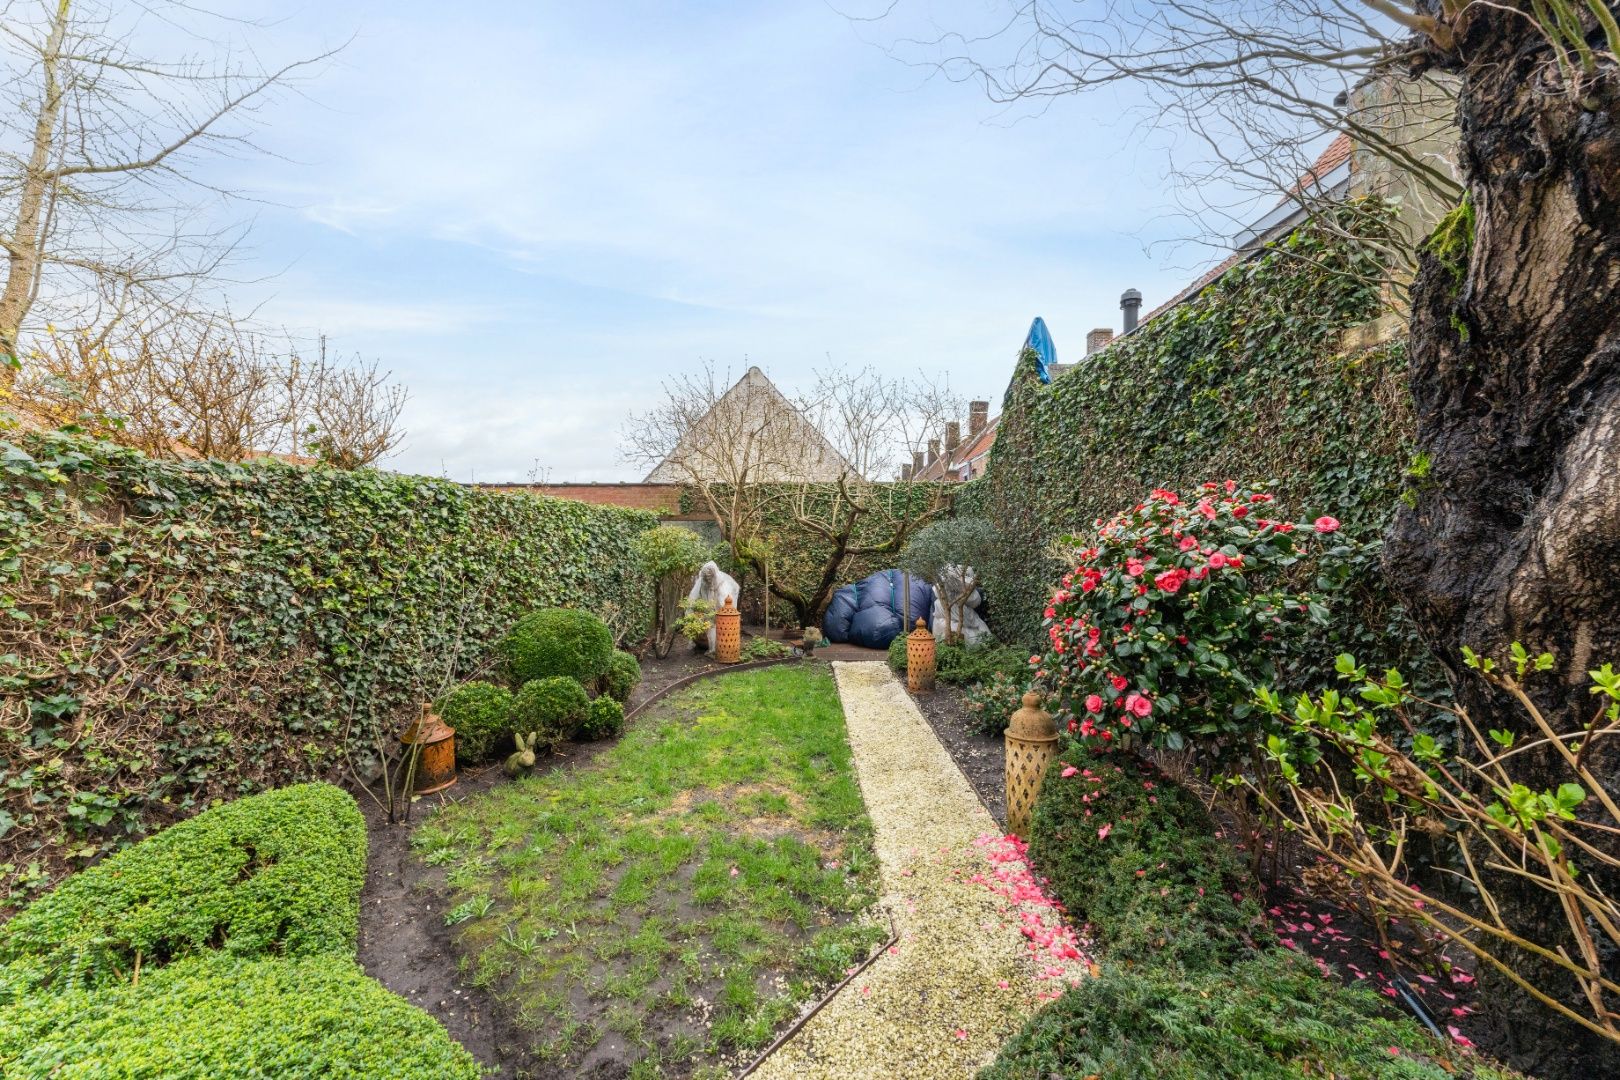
[[687, 561, 740, 653], [505, 731, 539, 776], [930, 563, 991, 647]]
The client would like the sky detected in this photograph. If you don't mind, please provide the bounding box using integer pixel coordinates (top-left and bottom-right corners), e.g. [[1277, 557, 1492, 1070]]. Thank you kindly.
[[167, 1, 1248, 482]]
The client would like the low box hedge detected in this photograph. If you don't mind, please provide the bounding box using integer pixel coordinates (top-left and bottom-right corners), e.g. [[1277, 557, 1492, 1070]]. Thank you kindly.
[[0, 783, 365, 997], [0, 950, 481, 1079]]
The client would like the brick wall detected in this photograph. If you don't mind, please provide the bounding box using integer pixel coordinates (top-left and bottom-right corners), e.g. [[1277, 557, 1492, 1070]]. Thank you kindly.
[[476, 482, 686, 514]]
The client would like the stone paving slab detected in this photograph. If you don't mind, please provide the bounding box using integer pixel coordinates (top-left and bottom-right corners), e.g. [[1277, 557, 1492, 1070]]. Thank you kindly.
[[750, 661, 1089, 1080]]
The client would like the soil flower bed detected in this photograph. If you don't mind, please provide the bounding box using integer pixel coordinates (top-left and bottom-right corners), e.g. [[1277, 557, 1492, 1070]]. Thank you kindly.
[[412, 665, 885, 1078]]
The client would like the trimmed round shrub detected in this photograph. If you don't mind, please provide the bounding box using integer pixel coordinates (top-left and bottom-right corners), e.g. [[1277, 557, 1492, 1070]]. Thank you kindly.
[[436, 680, 515, 764], [0, 951, 480, 1079], [509, 676, 590, 751], [602, 650, 642, 703], [0, 783, 364, 998], [579, 696, 626, 741], [500, 607, 614, 685]]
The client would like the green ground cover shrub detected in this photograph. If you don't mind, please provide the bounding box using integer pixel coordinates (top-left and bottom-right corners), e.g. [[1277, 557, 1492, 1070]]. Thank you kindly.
[[886, 638, 1028, 687], [510, 676, 591, 750], [0, 951, 481, 1079], [603, 649, 642, 703], [580, 695, 626, 741], [501, 607, 615, 686], [986, 746, 1512, 1078], [438, 681, 517, 764], [982, 948, 1512, 1080], [1, 430, 656, 903], [414, 665, 883, 1075], [961, 671, 1032, 736], [0, 783, 364, 997]]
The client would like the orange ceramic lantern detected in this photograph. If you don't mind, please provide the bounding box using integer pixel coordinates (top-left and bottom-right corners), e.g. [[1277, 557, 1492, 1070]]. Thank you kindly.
[[906, 618, 936, 692], [1004, 692, 1058, 837], [715, 595, 742, 664], [401, 702, 457, 794]]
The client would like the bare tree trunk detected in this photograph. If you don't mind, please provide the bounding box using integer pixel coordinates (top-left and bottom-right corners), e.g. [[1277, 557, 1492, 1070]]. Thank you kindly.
[[1387, 12, 1620, 1074], [0, 0, 69, 377]]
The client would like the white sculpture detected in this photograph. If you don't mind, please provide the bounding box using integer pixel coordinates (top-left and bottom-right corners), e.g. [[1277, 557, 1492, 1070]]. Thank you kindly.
[[931, 564, 991, 647], [688, 561, 741, 653]]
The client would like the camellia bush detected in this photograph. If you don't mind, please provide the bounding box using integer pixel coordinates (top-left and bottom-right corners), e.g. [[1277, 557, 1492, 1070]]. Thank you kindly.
[[1037, 483, 1353, 760]]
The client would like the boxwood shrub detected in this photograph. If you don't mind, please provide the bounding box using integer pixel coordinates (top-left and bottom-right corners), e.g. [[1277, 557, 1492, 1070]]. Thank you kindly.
[[500, 607, 614, 685], [509, 676, 590, 751], [0, 783, 364, 997], [580, 696, 626, 741], [0, 951, 481, 1079], [437, 681, 516, 764], [602, 649, 642, 703]]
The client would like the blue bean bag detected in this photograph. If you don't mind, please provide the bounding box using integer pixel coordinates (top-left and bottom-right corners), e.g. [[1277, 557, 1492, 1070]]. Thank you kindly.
[[822, 570, 935, 650]]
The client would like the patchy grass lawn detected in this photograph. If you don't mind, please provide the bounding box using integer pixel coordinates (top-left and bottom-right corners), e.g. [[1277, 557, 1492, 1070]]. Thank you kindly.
[[412, 665, 884, 1078]]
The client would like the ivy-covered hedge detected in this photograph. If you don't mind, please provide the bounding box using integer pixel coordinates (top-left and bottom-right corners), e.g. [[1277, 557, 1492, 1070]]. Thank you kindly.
[[973, 206, 1418, 667], [0, 950, 480, 1079], [0, 783, 364, 997], [0, 432, 656, 903], [986, 747, 1513, 1079]]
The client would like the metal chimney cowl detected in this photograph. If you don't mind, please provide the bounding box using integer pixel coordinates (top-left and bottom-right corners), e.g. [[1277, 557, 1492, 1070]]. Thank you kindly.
[[1120, 288, 1143, 333]]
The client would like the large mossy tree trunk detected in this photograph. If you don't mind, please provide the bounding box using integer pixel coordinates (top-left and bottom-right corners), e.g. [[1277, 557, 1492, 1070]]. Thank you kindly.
[[1387, 6, 1620, 1074]]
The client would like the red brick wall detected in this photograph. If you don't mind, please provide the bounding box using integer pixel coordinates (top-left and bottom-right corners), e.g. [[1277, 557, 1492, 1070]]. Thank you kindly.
[[477, 483, 686, 514]]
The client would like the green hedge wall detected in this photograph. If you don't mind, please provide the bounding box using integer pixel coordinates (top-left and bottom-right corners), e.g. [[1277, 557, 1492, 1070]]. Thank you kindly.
[[0, 432, 657, 904], [974, 206, 1418, 662], [0, 783, 364, 997]]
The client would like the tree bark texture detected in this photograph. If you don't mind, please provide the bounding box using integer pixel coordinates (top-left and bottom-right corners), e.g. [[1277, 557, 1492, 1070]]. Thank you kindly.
[[1389, 6, 1620, 1073]]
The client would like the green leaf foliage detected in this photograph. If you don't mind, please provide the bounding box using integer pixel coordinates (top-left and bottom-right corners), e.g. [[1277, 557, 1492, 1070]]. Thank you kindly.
[[0, 951, 481, 1079], [0, 431, 656, 903], [886, 638, 1030, 688], [630, 524, 711, 580], [988, 745, 1513, 1079], [967, 204, 1438, 704], [500, 607, 615, 686], [510, 677, 590, 750], [579, 695, 626, 741], [602, 650, 642, 704], [0, 784, 364, 998], [437, 681, 517, 765], [981, 948, 1510, 1080]]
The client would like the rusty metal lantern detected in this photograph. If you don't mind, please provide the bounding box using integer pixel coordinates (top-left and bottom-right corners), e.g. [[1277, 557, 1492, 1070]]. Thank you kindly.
[[714, 595, 742, 664], [1005, 691, 1058, 837], [401, 702, 457, 794], [906, 618, 936, 692]]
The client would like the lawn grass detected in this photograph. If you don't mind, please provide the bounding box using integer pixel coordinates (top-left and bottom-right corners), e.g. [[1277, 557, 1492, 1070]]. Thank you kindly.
[[413, 665, 884, 1076]]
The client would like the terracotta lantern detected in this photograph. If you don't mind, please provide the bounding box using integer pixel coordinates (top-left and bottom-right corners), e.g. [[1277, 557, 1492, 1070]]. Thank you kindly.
[[1004, 691, 1058, 837], [714, 595, 742, 664], [401, 702, 456, 795], [906, 618, 936, 693]]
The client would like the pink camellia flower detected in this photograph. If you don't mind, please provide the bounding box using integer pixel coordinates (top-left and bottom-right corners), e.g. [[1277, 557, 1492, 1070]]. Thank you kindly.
[[1178, 535, 1198, 552], [1125, 693, 1153, 718], [1085, 694, 1104, 713], [1197, 500, 1217, 520], [1060, 765, 1079, 778], [1154, 568, 1186, 595], [1097, 823, 1112, 840], [1110, 673, 1129, 692], [1314, 515, 1341, 533], [1125, 557, 1146, 577], [1208, 552, 1229, 569]]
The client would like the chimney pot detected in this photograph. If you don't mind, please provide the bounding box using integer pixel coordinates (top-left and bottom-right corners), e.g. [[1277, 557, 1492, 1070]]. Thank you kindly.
[[968, 400, 989, 436], [1120, 288, 1143, 334], [912, 450, 924, 473], [927, 438, 940, 466], [900, 464, 913, 481], [1086, 328, 1115, 355], [945, 421, 961, 454]]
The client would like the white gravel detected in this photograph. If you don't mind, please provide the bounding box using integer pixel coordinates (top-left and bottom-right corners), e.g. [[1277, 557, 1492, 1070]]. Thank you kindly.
[[750, 662, 1090, 1080]]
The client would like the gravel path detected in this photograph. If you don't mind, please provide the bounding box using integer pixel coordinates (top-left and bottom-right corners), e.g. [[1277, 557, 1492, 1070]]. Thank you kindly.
[[751, 661, 1090, 1080]]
